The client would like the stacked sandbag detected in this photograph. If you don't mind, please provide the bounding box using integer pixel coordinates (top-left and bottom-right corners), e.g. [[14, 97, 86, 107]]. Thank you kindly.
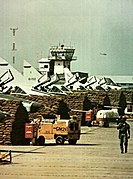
[[0, 123, 4, 144], [0, 89, 132, 145], [0, 100, 19, 145], [2, 119, 12, 145]]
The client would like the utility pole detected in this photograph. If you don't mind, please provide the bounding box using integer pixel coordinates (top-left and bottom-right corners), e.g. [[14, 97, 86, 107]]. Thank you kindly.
[[10, 28, 18, 65]]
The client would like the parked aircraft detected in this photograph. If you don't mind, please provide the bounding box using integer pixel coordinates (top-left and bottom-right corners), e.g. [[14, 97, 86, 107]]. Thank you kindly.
[[99, 77, 122, 90], [0, 57, 47, 96], [0, 93, 43, 113], [0, 110, 10, 123], [0, 43, 121, 96], [84, 76, 103, 90]]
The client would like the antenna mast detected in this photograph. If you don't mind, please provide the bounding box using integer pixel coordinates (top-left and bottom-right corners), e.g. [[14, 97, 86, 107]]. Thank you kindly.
[[10, 27, 18, 65]]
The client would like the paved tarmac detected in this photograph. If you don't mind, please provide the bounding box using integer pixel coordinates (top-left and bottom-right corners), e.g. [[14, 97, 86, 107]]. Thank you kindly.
[[0, 120, 133, 179]]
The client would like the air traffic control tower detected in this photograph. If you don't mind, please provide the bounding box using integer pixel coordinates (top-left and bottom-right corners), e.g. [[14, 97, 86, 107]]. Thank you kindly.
[[48, 44, 77, 75]]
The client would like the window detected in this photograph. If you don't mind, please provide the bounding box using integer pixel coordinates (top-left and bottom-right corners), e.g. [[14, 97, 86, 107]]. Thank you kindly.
[[44, 65, 48, 68]]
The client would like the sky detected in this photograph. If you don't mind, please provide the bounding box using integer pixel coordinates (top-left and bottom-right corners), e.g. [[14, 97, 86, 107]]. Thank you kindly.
[[0, 0, 133, 76]]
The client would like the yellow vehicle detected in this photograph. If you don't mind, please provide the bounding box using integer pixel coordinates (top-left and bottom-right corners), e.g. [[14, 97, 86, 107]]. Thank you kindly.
[[25, 116, 81, 145]]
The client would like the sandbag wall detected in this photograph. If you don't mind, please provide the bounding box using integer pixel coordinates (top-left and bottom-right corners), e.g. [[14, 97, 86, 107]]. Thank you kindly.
[[0, 100, 20, 145], [18, 89, 133, 114], [18, 89, 133, 122], [0, 89, 132, 145]]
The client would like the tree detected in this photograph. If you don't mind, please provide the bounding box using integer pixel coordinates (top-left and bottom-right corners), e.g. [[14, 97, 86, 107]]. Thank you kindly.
[[103, 94, 111, 110], [11, 102, 30, 145], [57, 99, 70, 119], [83, 95, 92, 111], [118, 92, 127, 116], [82, 95, 92, 126]]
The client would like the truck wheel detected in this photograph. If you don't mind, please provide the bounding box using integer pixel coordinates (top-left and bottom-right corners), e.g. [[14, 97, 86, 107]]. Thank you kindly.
[[99, 121, 104, 127], [37, 136, 45, 146], [88, 121, 92, 127], [68, 139, 77, 145], [104, 122, 109, 127], [32, 138, 37, 145], [56, 136, 64, 145]]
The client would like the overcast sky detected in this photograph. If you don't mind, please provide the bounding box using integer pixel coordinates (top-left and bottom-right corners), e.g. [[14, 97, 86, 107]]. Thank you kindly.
[[0, 0, 133, 75]]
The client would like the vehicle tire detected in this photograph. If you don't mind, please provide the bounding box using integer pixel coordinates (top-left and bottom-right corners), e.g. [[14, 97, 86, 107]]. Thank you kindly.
[[104, 122, 109, 127], [99, 121, 104, 127], [56, 136, 64, 145], [88, 121, 92, 127], [32, 138, 37, 145], [68, 139, 77, 145], [37, 136, 45, 146]]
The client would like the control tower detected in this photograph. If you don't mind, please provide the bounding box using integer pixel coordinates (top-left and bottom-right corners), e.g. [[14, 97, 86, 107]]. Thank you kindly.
[[48, 44, 77, 75]]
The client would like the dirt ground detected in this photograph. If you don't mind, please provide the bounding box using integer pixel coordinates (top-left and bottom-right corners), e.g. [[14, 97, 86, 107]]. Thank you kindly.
[[0, 120, 133, 179]]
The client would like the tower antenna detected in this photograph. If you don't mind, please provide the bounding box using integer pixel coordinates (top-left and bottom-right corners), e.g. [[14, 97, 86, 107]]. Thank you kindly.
[[10, 27, 18, 65]]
